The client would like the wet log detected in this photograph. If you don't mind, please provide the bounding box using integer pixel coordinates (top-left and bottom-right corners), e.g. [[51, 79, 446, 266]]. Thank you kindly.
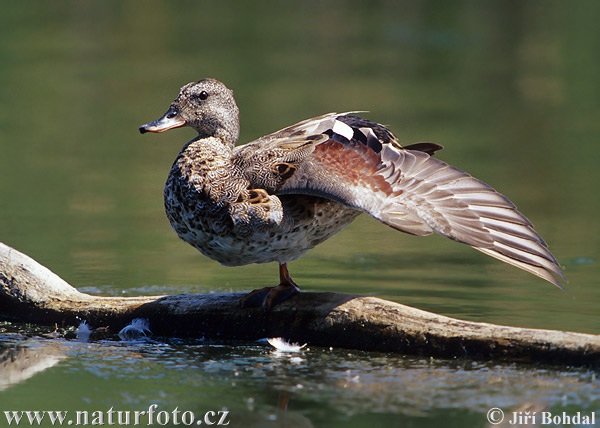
[[1, 242, 599, 366]]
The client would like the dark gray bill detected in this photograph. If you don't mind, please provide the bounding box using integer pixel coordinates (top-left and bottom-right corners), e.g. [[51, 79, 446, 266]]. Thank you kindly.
[[139, 106, 186, 134]]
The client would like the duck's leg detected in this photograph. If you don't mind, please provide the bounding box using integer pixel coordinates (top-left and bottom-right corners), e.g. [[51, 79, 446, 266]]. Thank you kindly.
[[239, 263, 300, 310], [267, 263, 301, 307]]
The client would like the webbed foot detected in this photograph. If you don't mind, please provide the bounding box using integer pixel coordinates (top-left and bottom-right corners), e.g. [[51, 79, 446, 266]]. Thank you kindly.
[[239, 263, 300, 310]]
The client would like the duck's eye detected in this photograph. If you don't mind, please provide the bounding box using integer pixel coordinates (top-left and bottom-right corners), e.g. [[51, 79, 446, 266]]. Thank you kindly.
[[198, 91, 209, 100]]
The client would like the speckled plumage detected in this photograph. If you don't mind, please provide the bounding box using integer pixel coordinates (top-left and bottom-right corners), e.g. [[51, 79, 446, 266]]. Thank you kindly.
[[140, 78, 566, 306], [164, 136, 360, 266]]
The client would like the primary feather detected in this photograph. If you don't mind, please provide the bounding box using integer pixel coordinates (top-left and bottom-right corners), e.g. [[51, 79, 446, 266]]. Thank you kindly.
[[235, 113, 566, 288]]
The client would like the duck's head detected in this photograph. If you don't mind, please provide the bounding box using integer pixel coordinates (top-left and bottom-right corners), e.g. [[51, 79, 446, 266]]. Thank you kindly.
[[139, 78, 240, 147]]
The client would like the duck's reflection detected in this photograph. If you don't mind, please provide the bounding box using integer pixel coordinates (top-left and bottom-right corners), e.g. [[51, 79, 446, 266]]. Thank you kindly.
[[231, 391, 314, 428], [0, 343, 68, 391]]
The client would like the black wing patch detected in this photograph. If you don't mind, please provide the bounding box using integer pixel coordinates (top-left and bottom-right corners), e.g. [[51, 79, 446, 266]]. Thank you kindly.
[[402, 142, 444, 156], [336, 115, 394, 144]]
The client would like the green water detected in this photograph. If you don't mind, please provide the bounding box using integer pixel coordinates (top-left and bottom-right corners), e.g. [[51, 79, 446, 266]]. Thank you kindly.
[[1, 1, 599, 427]]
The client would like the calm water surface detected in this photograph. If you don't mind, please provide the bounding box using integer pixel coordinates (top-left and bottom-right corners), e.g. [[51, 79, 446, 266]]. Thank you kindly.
[[1, 1, 599, 427]]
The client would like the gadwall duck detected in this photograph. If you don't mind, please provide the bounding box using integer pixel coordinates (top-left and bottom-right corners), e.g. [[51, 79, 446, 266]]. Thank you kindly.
[[140, 78, 566, 308]]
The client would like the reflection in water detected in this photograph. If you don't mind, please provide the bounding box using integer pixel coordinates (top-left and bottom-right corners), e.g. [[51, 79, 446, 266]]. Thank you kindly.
[[0, 342, 68, 391], [0, 324, 598, 425], [230, 391, 314, 428], [54, 335, 599, 416]]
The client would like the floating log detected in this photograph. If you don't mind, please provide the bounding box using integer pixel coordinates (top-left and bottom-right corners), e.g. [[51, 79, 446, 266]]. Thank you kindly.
[[1, 242, 598, 366]]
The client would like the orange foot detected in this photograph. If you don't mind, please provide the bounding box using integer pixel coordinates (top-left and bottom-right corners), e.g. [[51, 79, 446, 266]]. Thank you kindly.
[[240, 263, 300, 310]]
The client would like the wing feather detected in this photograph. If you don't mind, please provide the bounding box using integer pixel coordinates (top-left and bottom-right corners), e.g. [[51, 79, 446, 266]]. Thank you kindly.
[[236, 113, 566, 288]]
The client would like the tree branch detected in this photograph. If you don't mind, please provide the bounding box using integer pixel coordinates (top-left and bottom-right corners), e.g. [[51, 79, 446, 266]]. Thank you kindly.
[[1, 242, 598, 366]]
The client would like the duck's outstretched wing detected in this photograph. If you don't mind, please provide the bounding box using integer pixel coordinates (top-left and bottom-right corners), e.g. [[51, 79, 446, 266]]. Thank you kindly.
[[233, 113, 566, 288]]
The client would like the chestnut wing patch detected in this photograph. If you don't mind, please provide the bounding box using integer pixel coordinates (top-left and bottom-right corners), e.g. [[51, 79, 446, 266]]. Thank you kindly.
[[311, 138, 399, 197]]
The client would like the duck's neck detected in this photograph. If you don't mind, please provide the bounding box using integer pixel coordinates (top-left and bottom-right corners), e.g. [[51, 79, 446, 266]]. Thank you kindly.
[[195, 113, 239, 148], [193, 127, 238, 149], [213, 125, 239, 148]]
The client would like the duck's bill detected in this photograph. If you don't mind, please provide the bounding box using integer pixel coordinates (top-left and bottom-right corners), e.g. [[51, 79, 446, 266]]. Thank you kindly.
[[139, 108, 186, 134]]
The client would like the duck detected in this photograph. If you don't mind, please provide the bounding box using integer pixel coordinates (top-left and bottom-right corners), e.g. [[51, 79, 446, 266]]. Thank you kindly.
[[139, 78, 566, 309]]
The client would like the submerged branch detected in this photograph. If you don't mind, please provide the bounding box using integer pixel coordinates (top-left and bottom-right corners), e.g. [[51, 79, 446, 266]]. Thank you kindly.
[[1, 242, 598, 366]]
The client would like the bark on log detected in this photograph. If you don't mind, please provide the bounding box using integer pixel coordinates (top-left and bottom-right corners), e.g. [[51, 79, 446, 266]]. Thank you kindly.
[[1, 242, 598, 366]]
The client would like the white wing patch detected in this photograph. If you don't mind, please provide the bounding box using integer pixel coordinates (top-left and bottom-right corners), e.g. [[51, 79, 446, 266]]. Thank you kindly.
[[332, 119, 355, 141]]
